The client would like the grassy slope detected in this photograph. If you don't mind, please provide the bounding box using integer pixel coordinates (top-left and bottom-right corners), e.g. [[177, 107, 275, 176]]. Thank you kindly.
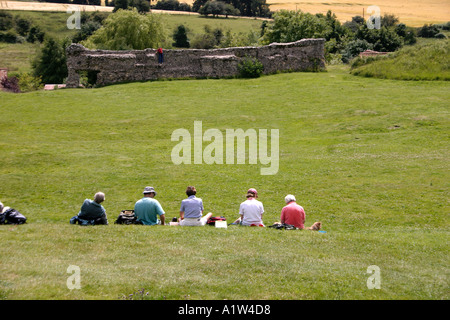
[[351, 39, 450, 81], [0, 67, 448, 299]]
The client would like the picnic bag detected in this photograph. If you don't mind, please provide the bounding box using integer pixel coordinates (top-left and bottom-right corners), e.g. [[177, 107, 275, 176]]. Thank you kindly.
[[115, 210, 143, 225], [0, 208, 27, 225], [206, 216, 226, 226]]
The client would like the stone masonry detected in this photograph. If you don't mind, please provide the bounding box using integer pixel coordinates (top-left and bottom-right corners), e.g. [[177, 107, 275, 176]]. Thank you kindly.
[[66, 38, 325, 88]]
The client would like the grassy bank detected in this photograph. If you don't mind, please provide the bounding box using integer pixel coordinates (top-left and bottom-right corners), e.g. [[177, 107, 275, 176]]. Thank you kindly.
[[351, 39, 450, 81], [0, 68, 448, 299]]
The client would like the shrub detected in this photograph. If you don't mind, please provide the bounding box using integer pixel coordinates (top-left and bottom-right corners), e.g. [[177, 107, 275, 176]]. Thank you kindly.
[[18, 73, 43, 92], [0, 11, 14, 31], [172, 24, 190, 48], [341, 39, 373, 63], [238, 57, 264, 78], [0, 30, 19, 43], [417, 24, 440, 38], [1, 76, 21, 93], [32, 37, 69, 84]]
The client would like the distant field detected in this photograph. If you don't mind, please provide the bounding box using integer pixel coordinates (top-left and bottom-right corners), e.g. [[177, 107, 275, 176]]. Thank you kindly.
[[1, 0, 449, 26], [181, 0, 450, 26]]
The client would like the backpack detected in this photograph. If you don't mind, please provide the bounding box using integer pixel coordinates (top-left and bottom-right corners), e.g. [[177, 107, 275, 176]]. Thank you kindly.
[[0, 208, 27, 225], [269, 222, 297, 230], [69, 215, 104, 226], [206, 216, 226, 226], [114, 210, 143, 225]]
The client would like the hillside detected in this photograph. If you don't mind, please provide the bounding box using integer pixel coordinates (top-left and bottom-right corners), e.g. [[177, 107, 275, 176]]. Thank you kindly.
[[0, 68, 448, 300]]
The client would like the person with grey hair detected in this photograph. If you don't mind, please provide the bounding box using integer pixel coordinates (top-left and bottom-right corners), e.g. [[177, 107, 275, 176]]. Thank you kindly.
[[280, 194, 305, 229], [75, 192, 108, 225]]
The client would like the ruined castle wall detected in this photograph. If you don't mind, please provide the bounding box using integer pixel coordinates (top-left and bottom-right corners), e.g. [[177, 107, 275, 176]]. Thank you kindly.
[[66, 39, 325, 88]]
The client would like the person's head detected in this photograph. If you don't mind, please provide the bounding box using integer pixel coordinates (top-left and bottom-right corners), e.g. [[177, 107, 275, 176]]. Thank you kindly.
[[246, 188, 258, 199], [186, 186, 196, 197], [143, 186, 157, 198], [94, 192, 105, 204], [285, 194, 296, 204]]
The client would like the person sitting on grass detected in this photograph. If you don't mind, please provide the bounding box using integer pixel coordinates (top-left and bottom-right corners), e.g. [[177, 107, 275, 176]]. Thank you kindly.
[[76, 192, 108, 225], [280, 194, 305, 229], [179, 186, 212, 227], [134, 186, 165, 226], [232, 188, 265, 227]]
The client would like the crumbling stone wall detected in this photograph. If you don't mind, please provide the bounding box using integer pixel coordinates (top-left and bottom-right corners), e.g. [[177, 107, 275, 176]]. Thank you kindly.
[[66, 39, 325, 88]]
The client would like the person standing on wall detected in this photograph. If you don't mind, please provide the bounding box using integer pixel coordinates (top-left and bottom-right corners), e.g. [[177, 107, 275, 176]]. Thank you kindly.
[[157, 47, 164, 64]]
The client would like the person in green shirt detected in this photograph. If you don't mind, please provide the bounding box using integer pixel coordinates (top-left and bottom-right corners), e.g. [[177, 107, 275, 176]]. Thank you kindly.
[[134, 186, 165, 226]]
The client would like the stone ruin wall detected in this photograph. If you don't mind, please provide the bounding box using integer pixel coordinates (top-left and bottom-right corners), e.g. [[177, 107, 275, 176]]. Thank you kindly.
[[66, 38, 325, 88]]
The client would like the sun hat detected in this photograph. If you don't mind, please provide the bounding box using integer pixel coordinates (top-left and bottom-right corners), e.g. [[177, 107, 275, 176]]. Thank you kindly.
[[143, 186, 157, 195]]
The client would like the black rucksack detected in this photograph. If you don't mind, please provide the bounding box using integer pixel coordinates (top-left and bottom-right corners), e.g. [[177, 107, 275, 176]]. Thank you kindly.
[[115, 210, 143, 225], [0, 208, 27, 225]]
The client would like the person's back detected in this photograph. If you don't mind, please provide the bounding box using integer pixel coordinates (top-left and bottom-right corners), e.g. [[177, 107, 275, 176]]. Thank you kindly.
[[239, 189, 264, 226], [77, 192, 108, 225], [280, 195, 305, 229], [78, 199, 105, 220], [134, 187, 165, 225]]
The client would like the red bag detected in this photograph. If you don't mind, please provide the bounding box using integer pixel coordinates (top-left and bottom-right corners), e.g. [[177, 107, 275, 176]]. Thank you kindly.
[[206, 216, 226, 225]]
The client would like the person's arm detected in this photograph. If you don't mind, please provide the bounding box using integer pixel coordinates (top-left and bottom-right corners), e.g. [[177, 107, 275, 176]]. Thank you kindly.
[[180, 211, 184, 220], [160, 214, 165, 225]]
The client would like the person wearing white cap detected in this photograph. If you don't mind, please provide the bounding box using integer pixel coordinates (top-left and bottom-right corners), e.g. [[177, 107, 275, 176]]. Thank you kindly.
[[280, 194, 305, 229], [236, 188, 265, 227], [134, 186, 165, 226]]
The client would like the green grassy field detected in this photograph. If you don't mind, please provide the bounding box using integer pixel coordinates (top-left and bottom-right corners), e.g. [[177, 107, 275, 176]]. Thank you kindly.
[[0, 66, 448, 300]]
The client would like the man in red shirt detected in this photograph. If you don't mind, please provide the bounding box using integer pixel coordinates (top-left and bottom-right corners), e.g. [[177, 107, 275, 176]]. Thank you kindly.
[[280, 194, 305, 229]]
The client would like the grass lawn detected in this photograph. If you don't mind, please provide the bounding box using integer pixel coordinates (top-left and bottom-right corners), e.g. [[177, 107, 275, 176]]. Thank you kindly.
[[0, 66, 449, 300]]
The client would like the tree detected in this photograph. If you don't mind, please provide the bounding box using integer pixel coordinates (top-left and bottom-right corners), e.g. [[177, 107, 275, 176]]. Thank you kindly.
[[172, 24, 190, 48], [26, 25, 46, 43], [113, 0, 128, 12], [32, 37, 68, 84], [0, 11, 13, 31], [82, 9, 166, 50], [262, 10, 328, 44]]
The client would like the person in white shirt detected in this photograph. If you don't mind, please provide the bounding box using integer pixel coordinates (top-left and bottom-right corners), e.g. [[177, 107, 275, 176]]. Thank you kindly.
[[233, 188, 265, 227]]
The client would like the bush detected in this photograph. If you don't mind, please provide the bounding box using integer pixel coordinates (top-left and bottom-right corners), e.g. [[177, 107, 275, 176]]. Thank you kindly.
[[32, 37, 69, 84], [18, 73, 43, 92], [434, 33, 447, 39], [1, 76, 21, 93], [0, 30, 20, 43], [238, 57, 264, 78], [341, 39, 373, 63], [0, 11, 14, 31], [417, 24, 440, 38], [172, 24, 190, 48], [27, 25, 46, 43]]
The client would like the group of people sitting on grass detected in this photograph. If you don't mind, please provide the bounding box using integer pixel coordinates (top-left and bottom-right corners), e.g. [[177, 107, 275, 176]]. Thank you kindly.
[[70, 186, 321, 230]]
